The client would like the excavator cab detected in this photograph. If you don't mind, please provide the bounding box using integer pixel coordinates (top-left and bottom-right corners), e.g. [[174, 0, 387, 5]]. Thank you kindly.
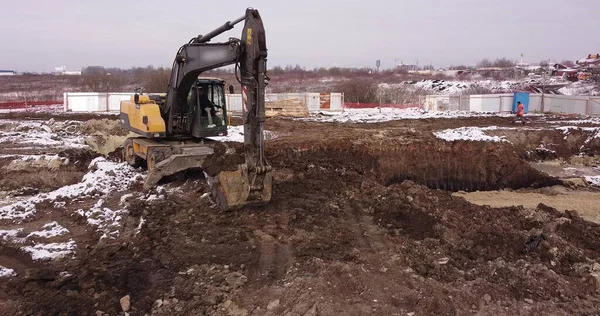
[[180, 78, 228, 138]]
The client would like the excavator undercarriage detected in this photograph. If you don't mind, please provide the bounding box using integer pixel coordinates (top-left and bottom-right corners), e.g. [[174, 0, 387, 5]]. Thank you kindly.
[[119, 8, 272, 210]]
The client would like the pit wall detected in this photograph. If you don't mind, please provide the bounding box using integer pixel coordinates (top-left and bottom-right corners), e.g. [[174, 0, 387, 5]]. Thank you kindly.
[[425, 94, 600, 115], [63, 92, 344, 114], [267, 140, 560, 192]]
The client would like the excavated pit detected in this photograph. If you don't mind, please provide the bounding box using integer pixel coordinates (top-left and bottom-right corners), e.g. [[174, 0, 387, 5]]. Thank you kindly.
[[266, 139, 561, 193], [0, 148, 99, 193]]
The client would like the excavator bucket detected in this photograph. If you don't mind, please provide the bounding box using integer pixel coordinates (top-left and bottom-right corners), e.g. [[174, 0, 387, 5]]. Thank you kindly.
[[208, 164, 273, 211]]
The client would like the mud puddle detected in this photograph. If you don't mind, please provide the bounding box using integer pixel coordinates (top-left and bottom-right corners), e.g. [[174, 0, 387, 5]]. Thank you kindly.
[[454, 186, 600, 223], [531, 160, 600, 179]]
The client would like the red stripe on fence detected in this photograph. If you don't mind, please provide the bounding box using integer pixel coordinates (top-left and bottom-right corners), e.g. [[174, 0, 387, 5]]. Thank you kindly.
[[0, 100, 62, 109], [343, 102, 422, 109]]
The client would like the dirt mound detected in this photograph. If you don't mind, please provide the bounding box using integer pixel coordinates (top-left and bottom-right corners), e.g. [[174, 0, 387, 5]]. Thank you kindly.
[[0, 149, 99, 192], [80, 119, 129, 136], [0, 111, 117, 122]]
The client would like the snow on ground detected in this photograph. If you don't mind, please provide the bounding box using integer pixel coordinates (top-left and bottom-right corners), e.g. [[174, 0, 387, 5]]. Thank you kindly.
[[27, 221, 69, 239], [206, 125, 277, 142], [0, 266, 16, 277], [22, 239, 77, 260], [559, 81, 599, 96], [305, 108, 513, 124], [0, 222, 74, 260], [0, 157, 142, 223], [434, 126, 510, 142], [546, 118, 600, 125], [0, 228, 22, 241], [585, 176, 600, 187], [392, 77, 574, 96], [0, 119, 87, 150], [555, 126, 600, 142], [0, 157, 142, 260], [0, 104, 64, 114], [76, 199, 128, 240]]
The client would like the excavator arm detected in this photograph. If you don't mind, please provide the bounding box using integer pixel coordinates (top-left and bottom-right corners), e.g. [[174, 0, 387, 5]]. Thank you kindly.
[[208, 9, 273, 209]]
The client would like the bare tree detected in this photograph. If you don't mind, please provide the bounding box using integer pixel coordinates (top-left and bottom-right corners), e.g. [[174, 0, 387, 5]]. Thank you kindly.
[[476, 58, 493, 68], [492, 58, 516, 68], [142, 67, 171, 93], [335, 78, 378, 103], [80, 73, 124, 92]]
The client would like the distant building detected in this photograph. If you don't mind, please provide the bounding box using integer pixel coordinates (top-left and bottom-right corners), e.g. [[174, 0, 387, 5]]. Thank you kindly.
[[54, 65, 81, 75], [0, 70, 16, 76], [396, 63, 418, 72], [576, 54, 600, 68]]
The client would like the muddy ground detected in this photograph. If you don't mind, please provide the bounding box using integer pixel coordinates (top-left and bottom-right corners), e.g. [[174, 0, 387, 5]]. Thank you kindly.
[[1, 111, 600, 316]]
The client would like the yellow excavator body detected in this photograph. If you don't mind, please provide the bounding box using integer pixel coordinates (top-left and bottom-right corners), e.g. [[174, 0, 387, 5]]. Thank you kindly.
[[119, 95, 167, 137]]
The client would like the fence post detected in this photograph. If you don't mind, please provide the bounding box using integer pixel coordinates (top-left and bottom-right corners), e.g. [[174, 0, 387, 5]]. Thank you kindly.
[[586, 99, 591, 116], [541, 93, 545, 112]]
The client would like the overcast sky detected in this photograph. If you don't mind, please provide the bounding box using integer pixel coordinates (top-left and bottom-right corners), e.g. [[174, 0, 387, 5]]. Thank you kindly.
[[1, 0, 599, 72]]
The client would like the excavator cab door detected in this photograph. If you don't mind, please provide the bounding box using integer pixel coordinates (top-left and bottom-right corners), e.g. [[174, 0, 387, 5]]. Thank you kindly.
[[187, 79, 228, 138]]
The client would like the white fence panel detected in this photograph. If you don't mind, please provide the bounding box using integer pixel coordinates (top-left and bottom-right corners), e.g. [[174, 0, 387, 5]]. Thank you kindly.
[[590, 98, 600, 115], [529, 94, 543, 112], [330, 93, 343, 111], [226, 94, 243, 113], [424, 95, 450, 111], [499, 95, 513, 112], [65, 92, 341, 114], [64, 92, 105, 112], [306, 93, 320, 112], [544, 95, 589, 115], [108, 93, 135, 112]]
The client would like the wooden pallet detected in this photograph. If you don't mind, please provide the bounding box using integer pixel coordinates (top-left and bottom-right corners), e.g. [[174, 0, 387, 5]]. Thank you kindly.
[[264, 98, 310, 118]]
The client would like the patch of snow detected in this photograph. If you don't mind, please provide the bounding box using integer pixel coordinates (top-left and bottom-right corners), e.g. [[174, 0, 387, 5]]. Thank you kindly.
[[0, 157, 142, 221], [0, 119, 87, 150], [27, 221, 69, 239], [304, 108, 514, 124], [0, 104, 64, 114], [77, 199, 127, 240], [434, 126, 509, 142], [0, 266, 16, 277], [546, 118, 600, 125], [585, 176, 600, 187], [0, 228, 23, 241], [206, 125, 276, 142], [558, 81, 599, 96], [146, 194, 163, 202], [135, 217, 146, 234], [119, 193, 134, 206], [22, 239, 76, 260]]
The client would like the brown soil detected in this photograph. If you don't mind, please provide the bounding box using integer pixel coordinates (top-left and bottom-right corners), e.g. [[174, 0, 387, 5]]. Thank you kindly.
[[0, 148, 99, 192], [1, 113, 600, 315]]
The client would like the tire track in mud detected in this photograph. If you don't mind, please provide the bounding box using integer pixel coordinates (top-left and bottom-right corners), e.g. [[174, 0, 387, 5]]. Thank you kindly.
[[252, 230, 292, 284]]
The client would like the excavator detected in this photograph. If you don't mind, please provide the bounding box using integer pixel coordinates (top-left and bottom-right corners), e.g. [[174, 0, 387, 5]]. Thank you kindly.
[[119, 8, 272, 211]]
